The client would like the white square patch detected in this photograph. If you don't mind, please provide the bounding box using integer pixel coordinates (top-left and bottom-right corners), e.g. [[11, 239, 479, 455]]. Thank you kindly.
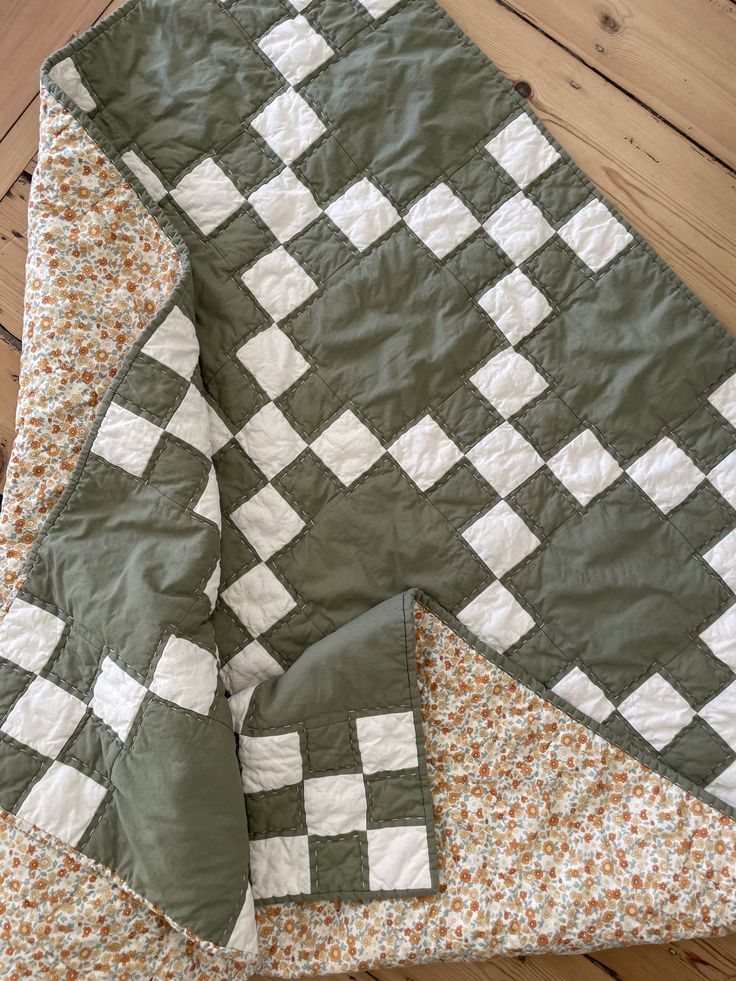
[[469, 347, 548, 418], [548, 430, 622, 506], [404, 183, 480, 259], [249, 834, 311, 899], [242, 247, 318, 323], [708, 373, 736, 428], [551, 666, 615, 723], [221, 564, 296, 636], [239, 730, 303, 793], [619, 673, 695, 750], [237, 325, 309, 399], [700, 681, 736, 749], [221, 640, 285, 695], [356, 0, 402, 17], [192, 468, 221, 528], [699, 603, 736, 671], [166, 385, 212, 457], [325, 178, 400, 251], [709, 448, 736, 509], [251, 89, 326, 165], [141, 305, 199, 379], [367, 825, 432, 891], [16, 761, 107, 846], [91, 657, 147, 741], [702, 528, 736, 591], [558, 199, 632, 272], [121, 150, 167, 202], [310, 410, 384, 485], [388, 416, 462, 491], [466, 422, 543, 497], [1, 676, 86, 758], [462, 500, 540, 577], [248, 167, 321, 243], [92, 402, 162, 477], [356, 711, 419, 774], [484, 192, 554, 265], [0, 599, 66, 674], [236, 402, 307, 479], [478, 269, 552, 345], [170, 157, 245, 235], [231, 484, 305, 560], [457, 580, 535, 651], [47, 58, 96, 113], [150, 636, 218, 716], [304, 773, 367, 834], [706, 759, 736, 809], [485, 114, 560, 189], [257, 15, 334, 86], [626, 436, 703, 512]]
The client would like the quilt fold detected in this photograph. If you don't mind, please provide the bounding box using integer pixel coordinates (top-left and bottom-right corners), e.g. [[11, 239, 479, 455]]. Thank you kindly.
[[1, 0, 736, 975]]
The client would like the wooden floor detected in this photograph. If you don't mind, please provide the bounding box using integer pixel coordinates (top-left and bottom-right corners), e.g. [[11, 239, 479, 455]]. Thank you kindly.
[[1, 0, 736, 978]]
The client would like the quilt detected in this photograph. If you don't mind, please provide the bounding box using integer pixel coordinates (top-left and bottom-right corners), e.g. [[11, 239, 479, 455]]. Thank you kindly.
[[1, 0, 736, 975]]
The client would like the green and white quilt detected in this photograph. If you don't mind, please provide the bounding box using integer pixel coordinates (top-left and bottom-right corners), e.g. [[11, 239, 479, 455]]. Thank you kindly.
[[1, 0, 736, 972]]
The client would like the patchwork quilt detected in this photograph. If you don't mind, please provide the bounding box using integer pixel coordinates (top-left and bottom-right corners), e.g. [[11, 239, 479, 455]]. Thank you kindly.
[[1, 0, 736, 974]]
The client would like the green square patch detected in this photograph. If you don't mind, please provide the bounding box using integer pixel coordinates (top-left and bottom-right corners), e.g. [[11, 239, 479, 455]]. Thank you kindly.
[[436, 385, 500, 453], [290, 217, 355, 284], [0, 663, 35, 721], [213, 601, 252, 660], [515, 391, 581, 457], [308, 0, 371, 49], [116, 356, 187, 426], [446, 235, 509, 296], [662, 717, 735, 786], [211, 211, 274, 272], [261, 608, 326, 666], [523, 242, 588, 308], [45, 628, 104, 698], [0, 739, 49, 813], [449, 154, 512, 218], [214, 442, 265, 510], [220, 517, 259, 582], [229, 0, 291, 46], [60, 713, 125, 776], [207, 358, 265, 429], [274, 450, 342, 518], [312, 833, 367, 893], [511, 471, 577, 538], [664, 642, 735, 710], [427, 462, 497, 529], [245, 783, 305, 837], [527, 163, 590, 224], [510, 629, 571, 686], [149, 435, 212, 510], [668, 483, 734, 552], [673, 405, 736, 471], [366, 770, 425, 824], [295, 135, 360, 205], [306, 719, 357, 773], [278, 372, 344, 439]]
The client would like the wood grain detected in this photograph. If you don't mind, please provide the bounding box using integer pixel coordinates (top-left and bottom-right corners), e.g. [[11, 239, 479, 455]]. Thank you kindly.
[[0, 0, 114, 140], [500, 0, 736, 169], [438, 0, 736, 333]]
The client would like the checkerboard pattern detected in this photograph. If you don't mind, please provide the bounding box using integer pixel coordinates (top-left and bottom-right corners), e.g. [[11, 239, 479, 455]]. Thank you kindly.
[[27, 0, 736, 942], [60, 0, 732, 812], [235, 697, 435, 902]]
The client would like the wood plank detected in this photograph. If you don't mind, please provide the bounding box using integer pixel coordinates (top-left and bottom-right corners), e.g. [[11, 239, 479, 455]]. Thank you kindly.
[[372, 953, 612, 981], [500, 0, 736, 169], [0, 240, 27, 342], [0, 339, 21, 491], [437, 0, 736, 334], [598, 936, 736, 980], [0, 99, 40, 199], [0, 174, 31, 249], [0, 0, 115, 141]]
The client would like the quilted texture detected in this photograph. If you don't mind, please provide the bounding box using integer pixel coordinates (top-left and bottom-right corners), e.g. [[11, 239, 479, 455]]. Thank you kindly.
[[0, 0, 735, 964]]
